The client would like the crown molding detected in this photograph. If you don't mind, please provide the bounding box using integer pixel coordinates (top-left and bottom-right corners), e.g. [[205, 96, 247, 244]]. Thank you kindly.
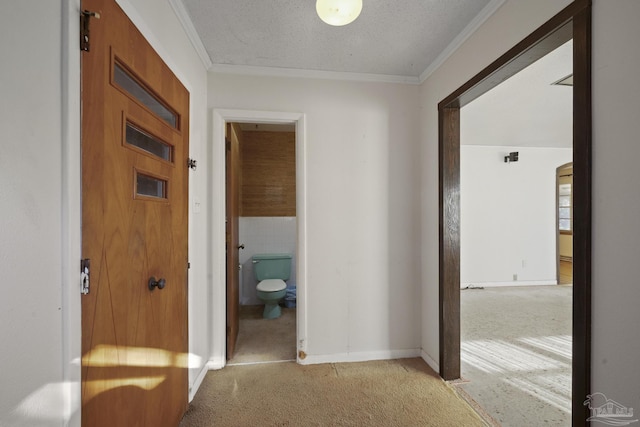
[[169, 0, 417, 85], [168, 0, 503, 85], [168, 0, 213, 69], [419, 0, 507, 83], [210, 63, 421, 85]]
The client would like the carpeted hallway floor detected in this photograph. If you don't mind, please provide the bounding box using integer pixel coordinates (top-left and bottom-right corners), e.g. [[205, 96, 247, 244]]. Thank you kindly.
[[183, 286, 572, 426], [182, 305, 486, 426], [180, 358, 487, 426]]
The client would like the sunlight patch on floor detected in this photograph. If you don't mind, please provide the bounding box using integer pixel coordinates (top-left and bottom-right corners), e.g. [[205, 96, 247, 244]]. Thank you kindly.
[[461, 335, 572, 415], [461, 336, 569, 374]]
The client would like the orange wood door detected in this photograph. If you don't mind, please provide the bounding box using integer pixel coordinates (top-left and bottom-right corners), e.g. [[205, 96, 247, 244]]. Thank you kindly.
[[225, 124, 241, 359], [81, 0, 189, 425]]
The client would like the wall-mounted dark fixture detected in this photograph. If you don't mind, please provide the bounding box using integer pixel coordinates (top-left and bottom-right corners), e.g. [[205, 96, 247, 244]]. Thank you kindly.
[[504, 152, 519, 163], [187, 158, 197, 170]]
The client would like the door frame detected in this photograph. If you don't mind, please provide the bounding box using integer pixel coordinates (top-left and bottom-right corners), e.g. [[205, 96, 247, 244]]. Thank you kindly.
[[438, 0, 591, 425], [211, 109, 307, 367], [556, 162, 574, 284]]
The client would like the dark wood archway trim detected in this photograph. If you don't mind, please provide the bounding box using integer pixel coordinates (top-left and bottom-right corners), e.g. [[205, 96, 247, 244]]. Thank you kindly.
[[571, 3, 592, 424], [438, 1, 591, 424], [438, 106, 461, 380]]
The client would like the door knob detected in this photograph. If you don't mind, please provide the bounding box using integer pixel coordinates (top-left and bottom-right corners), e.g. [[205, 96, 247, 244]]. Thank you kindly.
[[148, 277, 166, 291]]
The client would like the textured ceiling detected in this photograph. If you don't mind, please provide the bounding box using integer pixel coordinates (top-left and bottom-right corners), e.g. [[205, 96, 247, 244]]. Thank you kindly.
[[180, 0, 493, 78]]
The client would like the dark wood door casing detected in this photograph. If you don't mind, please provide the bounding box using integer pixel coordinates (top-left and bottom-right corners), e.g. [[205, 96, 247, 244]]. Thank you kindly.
[[438, 1, 591, 424]]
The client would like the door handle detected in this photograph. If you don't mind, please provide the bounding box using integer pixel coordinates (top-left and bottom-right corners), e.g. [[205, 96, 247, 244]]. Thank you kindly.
[[237, 244, 245, 250], [148, 277, 166, 291]]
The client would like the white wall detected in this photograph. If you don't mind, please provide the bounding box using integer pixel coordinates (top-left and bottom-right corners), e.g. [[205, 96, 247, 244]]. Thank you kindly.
[[421, 0, 640, 412], [460, 40, 573, 150], [209, 74, 422, 362], [0, 0, 209, 425], [460, 146, 572, 286], [0, 2, 68, 425], [592, 0, 640, 412], [239, 217, 297, 306]]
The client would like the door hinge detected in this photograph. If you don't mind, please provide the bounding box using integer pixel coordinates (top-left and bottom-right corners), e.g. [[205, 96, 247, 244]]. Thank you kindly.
[[80, 10, 101, 52], [187, 158, 197, 171], [81, 259, 90, 295]]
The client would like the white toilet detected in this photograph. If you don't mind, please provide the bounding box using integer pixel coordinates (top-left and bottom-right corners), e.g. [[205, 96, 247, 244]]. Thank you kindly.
[[252, 254, 292, 319]]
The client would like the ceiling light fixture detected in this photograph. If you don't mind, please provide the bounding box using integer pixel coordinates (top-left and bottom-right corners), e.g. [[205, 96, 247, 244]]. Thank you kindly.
[[316, 0, 363, 26]]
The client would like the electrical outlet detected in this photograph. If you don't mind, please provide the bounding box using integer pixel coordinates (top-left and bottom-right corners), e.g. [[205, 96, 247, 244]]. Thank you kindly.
[[513, 273, 518, 281]]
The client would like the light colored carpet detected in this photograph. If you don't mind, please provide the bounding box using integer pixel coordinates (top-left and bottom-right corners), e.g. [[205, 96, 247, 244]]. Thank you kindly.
[[228, 305, 297, 365], [456, 285, 572, 426], [180, 358, 487, 426]]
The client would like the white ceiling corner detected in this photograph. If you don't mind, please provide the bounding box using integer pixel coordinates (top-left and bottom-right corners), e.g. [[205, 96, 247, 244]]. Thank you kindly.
[[419, 0, 506, 83], [461, 40, 574, 149], [169, 0, 213, 69]]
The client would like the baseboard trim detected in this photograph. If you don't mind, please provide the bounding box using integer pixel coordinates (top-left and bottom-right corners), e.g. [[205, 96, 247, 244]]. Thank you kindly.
[[421, 350, 440, 373], [461, 280, 557, 288], [208, 357, 226, 370], [227, 359, 296, 367], [189, 359, 224, 402], [299, 349, 420, 365], [188, 364, 209, 402]]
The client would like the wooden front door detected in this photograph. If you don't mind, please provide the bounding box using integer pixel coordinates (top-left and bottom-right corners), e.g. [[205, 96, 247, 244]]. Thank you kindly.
[[81, 0, 189, 425]]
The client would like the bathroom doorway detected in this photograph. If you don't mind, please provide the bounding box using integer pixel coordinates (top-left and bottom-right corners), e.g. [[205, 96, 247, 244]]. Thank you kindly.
[[215, 110, 307, 366], [227, 122, 297, 364]]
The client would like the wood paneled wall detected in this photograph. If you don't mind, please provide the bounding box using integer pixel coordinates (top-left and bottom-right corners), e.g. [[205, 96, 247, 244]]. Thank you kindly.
[[239, 130, 296, 217]]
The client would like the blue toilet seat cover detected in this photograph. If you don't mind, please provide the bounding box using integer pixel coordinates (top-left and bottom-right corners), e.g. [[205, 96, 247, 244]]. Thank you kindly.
[[257, 279, 286, 292]]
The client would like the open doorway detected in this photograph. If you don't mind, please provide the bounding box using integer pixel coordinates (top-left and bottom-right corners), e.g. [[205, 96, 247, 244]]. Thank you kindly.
[[226, 122, 298, 364], [438, 1, 591, 425], [212, 109, 307, 368], [456, 40, 574, 425]]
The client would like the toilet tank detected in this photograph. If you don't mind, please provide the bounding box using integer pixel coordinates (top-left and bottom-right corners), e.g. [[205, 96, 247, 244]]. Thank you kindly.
[[252, 254, 292, 281]]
